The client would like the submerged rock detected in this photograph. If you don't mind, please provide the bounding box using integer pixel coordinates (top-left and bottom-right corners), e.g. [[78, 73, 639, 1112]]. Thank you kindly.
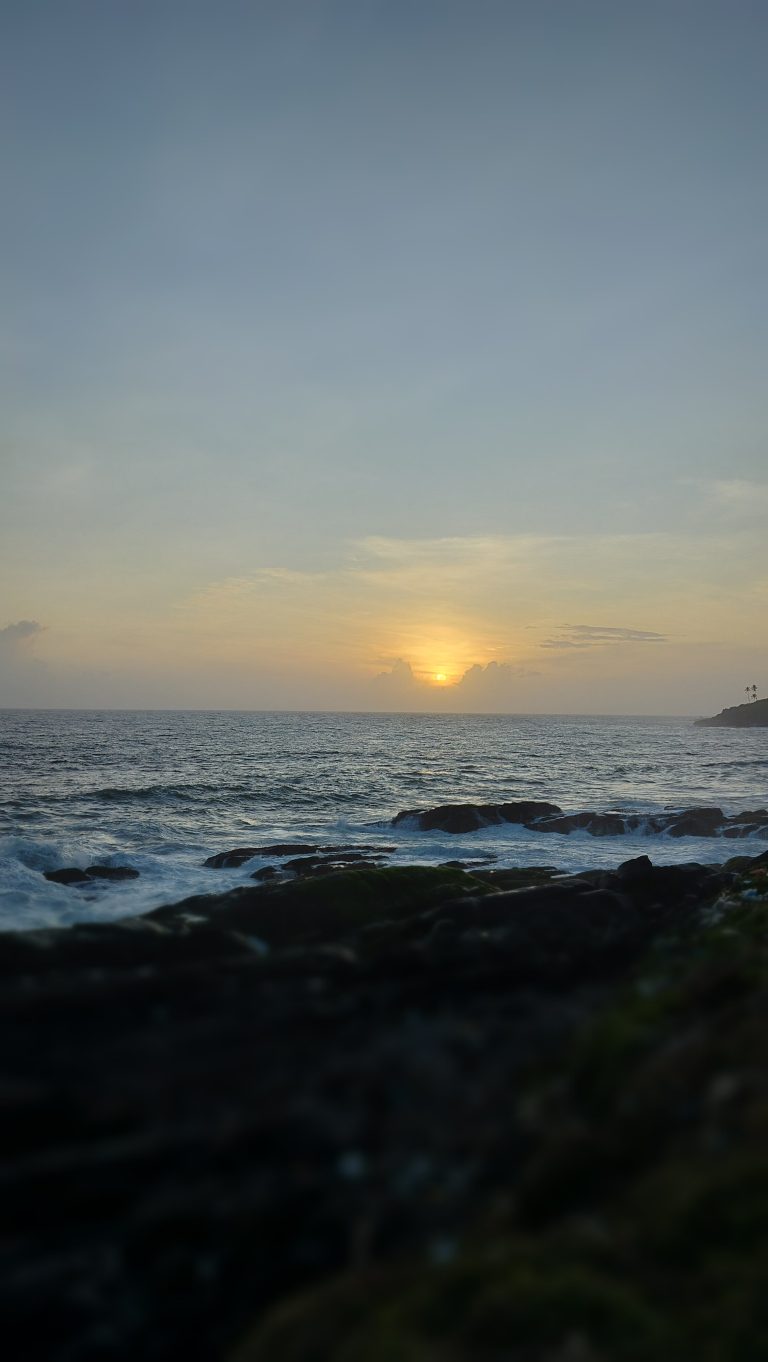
[[43, 863, 140, 886], [205, 842, 397, 868], [533, 810, 627, 836], [664, 806, 725, 837], [85, 864, 140, 880], [43, 867, 92, 885], [203, 845, 318, 868]]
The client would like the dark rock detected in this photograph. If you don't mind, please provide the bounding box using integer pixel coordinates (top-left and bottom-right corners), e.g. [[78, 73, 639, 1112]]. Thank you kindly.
[[392, 800, 562, 833], [204, 846, 286, 869], [283, 852, 386, 875], [252, 865, 280, 882], [252, 842, 320, 857], [617, 855, 654, 882], [147, 866, 487, 948], [394, 801, 768, 841], [665, 807, 725, 838], [531, 811, 627, 836], [206, 843, 396, 868], [6, 850, 767, 1362], [470, 865, 558, 890], [0, 918, 261, 976], [43, 867, 92, 885], [85, 864, 140, 880], [721, 809, 768, 837], [318, 844, 396, 855]]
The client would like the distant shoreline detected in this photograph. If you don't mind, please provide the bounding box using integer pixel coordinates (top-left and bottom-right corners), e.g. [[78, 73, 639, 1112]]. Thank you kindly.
[[695, 698, 768, 728], [0, 706, 701, 718]]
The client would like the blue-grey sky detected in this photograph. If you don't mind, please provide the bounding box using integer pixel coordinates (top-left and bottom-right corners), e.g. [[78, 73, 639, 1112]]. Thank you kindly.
[[1, 1, 766, 710]]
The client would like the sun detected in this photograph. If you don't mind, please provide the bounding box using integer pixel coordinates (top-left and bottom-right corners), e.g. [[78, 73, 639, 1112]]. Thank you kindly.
[[433, 672, 448, 684]]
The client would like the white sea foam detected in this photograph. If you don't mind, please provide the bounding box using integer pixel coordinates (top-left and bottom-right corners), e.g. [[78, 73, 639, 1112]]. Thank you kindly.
[[2, 816, 767, 932]]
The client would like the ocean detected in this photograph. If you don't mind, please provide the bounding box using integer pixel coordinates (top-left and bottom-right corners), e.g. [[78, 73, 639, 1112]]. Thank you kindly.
[[1, 708, 767, 930]]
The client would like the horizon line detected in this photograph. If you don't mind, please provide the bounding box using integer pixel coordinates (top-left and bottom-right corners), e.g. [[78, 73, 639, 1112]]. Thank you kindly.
[[0, 705, 702, 719]]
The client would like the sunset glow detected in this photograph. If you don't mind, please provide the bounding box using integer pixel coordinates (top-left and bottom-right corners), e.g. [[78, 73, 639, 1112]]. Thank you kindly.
[[0, 4, 765, 714]]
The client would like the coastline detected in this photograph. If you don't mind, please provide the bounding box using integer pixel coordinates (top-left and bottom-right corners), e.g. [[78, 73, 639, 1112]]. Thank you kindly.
[[695, 697, 768, 728], [5, 795, 768, 932]]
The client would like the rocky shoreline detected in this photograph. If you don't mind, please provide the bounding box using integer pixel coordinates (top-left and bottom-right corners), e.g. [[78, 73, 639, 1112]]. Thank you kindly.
[[391, 800, 768, 837], [2, 839, 768, 1360], [33, 802, 768, 898], [695, 697, 768, 727]]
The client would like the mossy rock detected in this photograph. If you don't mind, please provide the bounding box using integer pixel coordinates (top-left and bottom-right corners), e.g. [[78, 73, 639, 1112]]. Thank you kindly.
[[231, 871, 768, 1362], [471, 866, 559, 890], [150, 866, 492, 947], [232, 1251, 671, 1361]]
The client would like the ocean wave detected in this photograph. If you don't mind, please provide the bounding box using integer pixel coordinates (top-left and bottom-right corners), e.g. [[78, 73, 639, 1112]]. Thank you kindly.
[[701, 759, 768, 770], [91, 782, 254, 803]]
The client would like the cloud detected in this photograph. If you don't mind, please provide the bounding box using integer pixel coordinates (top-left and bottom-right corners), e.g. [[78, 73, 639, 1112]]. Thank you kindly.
[[701, 480, 768, 517], [368, 657, 539, 712], [541, 624, 667, 650], [0, 620, 49, 705], [454, 661, 541, 691], [0, 619, 44, 648], [371, 658, 418, 690]]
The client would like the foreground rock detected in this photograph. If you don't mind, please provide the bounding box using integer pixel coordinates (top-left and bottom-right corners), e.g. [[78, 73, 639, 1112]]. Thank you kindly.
[[393, 801, 768, 837], [236, 853, 768, 1362], [1, 853, 766, 1361], [695, 696, 768, 726]]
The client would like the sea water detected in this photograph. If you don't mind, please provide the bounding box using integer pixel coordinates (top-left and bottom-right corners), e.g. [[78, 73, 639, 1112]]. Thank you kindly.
[[1, 708, 767, 930]]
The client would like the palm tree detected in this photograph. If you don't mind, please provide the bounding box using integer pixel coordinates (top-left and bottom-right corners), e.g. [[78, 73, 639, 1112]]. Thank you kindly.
[[752, 684, 758, 702], [746, 685, 751, 703]]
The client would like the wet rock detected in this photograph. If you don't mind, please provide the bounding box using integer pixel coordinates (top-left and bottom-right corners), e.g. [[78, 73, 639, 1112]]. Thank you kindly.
[[616, 855, 654, 883], [253, 842, 321, 857], [282, 852, 387, 876], [721, 809, 768, 837], [318, 844, 396, 855], [664, 807, 725, 838], [43, 867, 92, 885], [206, 843, 396, 869], [392, 800, 562, 833], [85, 864, 140, 880], [148, 866, 486, 948], [203, 846, 292, 869], [532, 811, 627, 836], [393, 802, 768, 840], [252, 865, 280, 882]]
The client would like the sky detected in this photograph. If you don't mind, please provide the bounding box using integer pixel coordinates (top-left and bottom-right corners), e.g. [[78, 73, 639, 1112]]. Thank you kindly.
[[1, 0, 766, 713]]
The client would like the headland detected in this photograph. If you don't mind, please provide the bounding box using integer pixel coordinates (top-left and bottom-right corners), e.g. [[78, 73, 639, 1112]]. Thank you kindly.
[[696, 696, 768, 726]]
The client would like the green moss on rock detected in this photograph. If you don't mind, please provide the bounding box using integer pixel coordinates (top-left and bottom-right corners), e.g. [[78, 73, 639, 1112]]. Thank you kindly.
[[151, 865, 492, 947]]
